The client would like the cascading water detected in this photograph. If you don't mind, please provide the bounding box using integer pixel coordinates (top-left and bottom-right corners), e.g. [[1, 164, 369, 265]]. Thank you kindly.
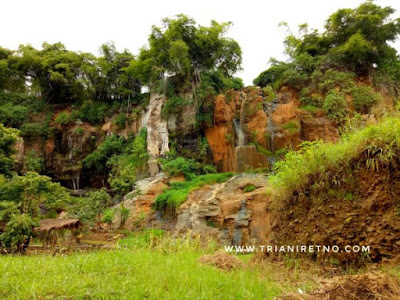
[[233, 93, 247, 147], [264, 98, 280, 166], [264, 98, 280, 152], [71, 175, 80, 190], [233, 119, 245, 146]]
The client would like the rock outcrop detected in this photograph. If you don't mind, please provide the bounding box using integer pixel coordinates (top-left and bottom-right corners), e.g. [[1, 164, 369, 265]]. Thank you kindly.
[[145, 94, 169, 158], [113, 173, 168, 229], [300, 116, 339, 142], [205, 125, 236, 172], [175, 174, 271, 245], [204, 87, 339, 172]]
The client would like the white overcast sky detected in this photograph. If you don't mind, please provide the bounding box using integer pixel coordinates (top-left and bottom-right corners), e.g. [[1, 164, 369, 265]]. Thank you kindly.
[[2, 0, 400, 85]]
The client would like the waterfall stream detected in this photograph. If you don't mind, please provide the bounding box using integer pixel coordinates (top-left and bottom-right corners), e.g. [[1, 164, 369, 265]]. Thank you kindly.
[[233, 119, 245, 147], [233, 93, 248, 147], [264, 98, 280, 152], [71, 174, 80, 190]]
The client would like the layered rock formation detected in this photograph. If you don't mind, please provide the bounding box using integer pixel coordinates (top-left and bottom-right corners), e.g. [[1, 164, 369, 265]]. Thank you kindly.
[[14, 86, 341, 191], [175, 174, 271, 245], [113, 173, 168, 229], [204, 87, 339, 172], [145, 94, 169, 158]]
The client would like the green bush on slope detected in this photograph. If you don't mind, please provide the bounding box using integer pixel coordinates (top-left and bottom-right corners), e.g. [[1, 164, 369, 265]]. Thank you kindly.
[[269, 117, 400, 207], [155, 173, 234, 217]]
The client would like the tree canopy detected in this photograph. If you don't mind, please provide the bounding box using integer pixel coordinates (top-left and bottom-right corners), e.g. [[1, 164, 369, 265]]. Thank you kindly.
[[128, 14, 242, 89], [254, 1, 400, 88]]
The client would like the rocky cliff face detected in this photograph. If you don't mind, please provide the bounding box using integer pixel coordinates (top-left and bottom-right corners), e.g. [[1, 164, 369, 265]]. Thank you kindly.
[[15, 86, 341, 190], [175, 174, 271, 245], [145, 94, 169, 158], [113, 173, 168, 229], [204, 87, 339, 172]]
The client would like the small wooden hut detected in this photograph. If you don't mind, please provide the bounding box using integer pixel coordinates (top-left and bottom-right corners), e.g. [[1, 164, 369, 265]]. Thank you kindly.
[[36, 219, 82, 232], [34, 219, 82, 251]]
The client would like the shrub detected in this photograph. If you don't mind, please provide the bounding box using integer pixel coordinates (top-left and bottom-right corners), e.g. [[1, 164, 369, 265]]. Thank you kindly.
[[0, 103, 29, 128], [119, 204, 130, 228], [243, 184, 256, 193], [262, 86, 276, 102], [108, 128, 149, 194], [19, 123, 47, 138], [253, 62, 291, 88], [67, 188, 112, 226], [25, 150, 43, 173], [299, 88, 311, 106], [74, 127, 84, 135], [229, 77, 244, 90], [162, 96, 187, 119], [79, 101, 112, 124], [282, 121, 300, 134], [114, 113, 127, 129], [316, 70, 355, 93], [83, 134, 125, 173], [0, 213, 37, 248], [280, 68, 309, 90], [155, 173, 234, 216], [0, 172, 71, 249], [350, 86, 381, 114], [300, 105, 318, 115], [160, 156, 216, 179], [101, 208, 115, 229], [323, 90, 348, 124], [54, 111, 73, 125], [0, 124, 18, 176]]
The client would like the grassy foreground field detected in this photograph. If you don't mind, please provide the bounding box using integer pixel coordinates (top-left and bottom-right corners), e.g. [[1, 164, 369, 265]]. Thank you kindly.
[[0, 235, 309, 300], [2, 234, 400, 299]]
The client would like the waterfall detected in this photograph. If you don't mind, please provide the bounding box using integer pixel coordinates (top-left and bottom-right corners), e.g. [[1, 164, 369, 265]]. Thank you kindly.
[[239, 93, 247, 129], [233, 93, 248, 147], [233, 119, 245, 146], [264, 98, 280, 152], [71, 174, 80, 190]]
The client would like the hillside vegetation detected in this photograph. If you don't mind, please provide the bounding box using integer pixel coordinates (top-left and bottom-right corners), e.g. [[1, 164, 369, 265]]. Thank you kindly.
[[1, 1, 400, 298]]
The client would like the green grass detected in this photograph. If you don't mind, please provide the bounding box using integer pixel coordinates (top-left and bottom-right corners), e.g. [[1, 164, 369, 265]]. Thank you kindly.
[[243, 184, 256, 193], [269, 117, 400, 207], [300, 105, 318, 115], [155, 173, 234, 214], [281, 121, 300, 134], [0, 235, 289, 300]]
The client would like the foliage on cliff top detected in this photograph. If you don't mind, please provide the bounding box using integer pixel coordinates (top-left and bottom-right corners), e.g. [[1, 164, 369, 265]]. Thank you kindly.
[[269, 116, 400, 208], [128, 14, 242, 87], [254, 1, 399, 123], [254, 1, 400, 92]]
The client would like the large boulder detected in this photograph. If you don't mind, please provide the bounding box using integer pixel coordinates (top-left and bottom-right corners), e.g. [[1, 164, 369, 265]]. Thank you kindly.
[[175, 174, 271, 245], [113, 173, 168, 229]]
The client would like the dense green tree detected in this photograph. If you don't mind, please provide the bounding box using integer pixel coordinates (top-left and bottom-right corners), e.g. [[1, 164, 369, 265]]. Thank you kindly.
[[255, 1, 400, 88], [128, 15, 242, 89], [94, 42, 141, 103], [0, 124, 18, 177], [67, 188, 112, 226], [0, 172, 70, 249]]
